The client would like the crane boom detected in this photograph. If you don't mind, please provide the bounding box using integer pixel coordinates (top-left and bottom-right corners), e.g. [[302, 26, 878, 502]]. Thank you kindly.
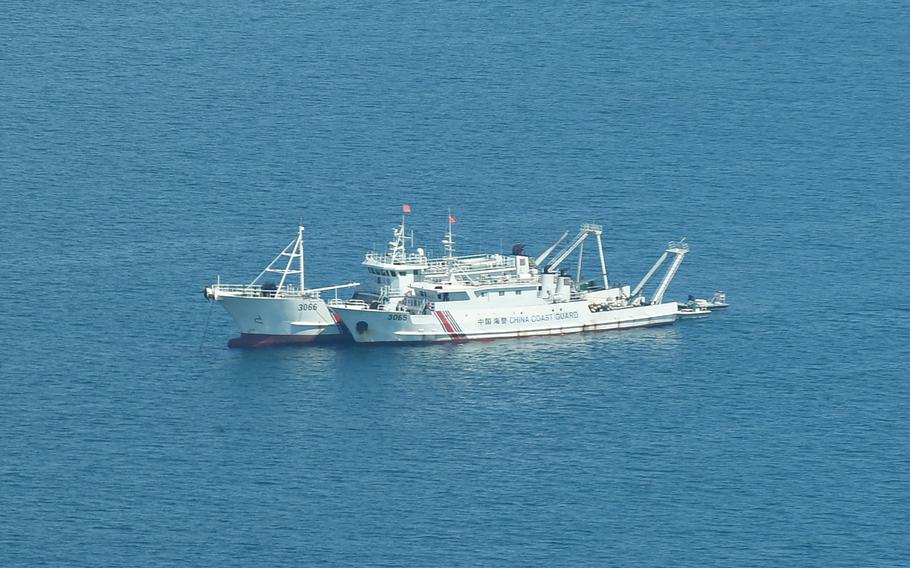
[[546, 229, 589, 270], [534, 230, 569, 265], [546, 224, 604, 272], [631, 240, 689, 304], [631, 252, 668, 298], [651, 244, 687, 304]]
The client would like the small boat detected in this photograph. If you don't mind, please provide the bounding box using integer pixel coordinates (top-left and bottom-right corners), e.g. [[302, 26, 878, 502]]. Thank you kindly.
[[678, 291, 728, 313], [677, 305, 711, 317]]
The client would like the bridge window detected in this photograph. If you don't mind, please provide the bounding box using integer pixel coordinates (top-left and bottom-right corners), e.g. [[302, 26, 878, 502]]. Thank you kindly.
[[437, 292, 470, 301]]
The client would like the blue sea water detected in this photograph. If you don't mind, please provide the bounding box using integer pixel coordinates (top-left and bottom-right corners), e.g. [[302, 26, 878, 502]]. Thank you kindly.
[[2, 1, 909, 565]]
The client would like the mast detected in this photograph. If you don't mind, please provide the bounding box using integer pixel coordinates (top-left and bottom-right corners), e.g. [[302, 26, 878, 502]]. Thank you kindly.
[[298, 224, 305, 291], [389, 203, 412, 263], [389, 219, 405, 262], [252, 226, 305, 293], [443, 210, 456, 259]]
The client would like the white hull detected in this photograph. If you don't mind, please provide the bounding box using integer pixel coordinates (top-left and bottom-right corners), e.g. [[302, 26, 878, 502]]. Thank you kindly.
[[206, 220, 707, 348], [332, 300, 679, 344], [217, 295, 347, 346], [205, 224, 360, 347]]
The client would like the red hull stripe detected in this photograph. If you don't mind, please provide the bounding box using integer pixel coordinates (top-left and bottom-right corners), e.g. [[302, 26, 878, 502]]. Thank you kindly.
[[435, 310, 465, 339], [445, 310, 464, 335], [435, 310, 456, 336]]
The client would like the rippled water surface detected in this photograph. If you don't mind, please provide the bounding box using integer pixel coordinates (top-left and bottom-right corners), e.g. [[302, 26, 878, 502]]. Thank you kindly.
[[2, 2, 909, 566]]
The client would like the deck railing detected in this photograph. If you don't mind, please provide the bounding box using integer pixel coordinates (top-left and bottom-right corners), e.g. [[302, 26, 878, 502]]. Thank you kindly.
[[210, 283, 319, 298], [364, 252, 430, 266]]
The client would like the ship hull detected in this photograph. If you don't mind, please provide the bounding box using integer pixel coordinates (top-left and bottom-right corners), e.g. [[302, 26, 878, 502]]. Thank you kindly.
[[216, 294, 349, 347], [332, 301, 679, 344]]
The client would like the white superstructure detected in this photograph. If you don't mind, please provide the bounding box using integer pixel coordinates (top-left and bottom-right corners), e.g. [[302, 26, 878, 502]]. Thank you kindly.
[[331, 220, 691, 344], [204, 225, 358, 347]]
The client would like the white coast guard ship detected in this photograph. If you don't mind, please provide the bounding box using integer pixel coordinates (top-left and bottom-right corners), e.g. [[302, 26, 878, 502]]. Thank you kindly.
[[331, 218, 691, 344], [204, 225, 358, 347]]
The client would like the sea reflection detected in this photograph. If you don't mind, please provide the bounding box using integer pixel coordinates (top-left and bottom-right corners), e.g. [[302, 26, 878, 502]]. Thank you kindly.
[[219, 325, 682, 374], [205, 325, 685, 413]]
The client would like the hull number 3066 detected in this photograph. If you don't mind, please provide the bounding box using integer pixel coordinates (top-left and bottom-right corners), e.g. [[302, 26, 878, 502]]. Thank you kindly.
[[298, 303, 320, 311]]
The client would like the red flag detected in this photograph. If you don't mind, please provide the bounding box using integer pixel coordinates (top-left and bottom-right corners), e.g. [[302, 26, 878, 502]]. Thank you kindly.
[[449, 214, 456, 224], [402, 203, 412, 213]]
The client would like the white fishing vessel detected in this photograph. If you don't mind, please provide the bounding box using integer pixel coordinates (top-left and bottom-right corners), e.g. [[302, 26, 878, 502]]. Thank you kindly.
[[204, 225, 358, 347], [331, 218, 692, 344]]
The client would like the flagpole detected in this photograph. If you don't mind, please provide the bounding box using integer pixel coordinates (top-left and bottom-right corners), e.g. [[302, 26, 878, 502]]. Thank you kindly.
[[447, 209, 453, 259], [401, 203, 409, 253]]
